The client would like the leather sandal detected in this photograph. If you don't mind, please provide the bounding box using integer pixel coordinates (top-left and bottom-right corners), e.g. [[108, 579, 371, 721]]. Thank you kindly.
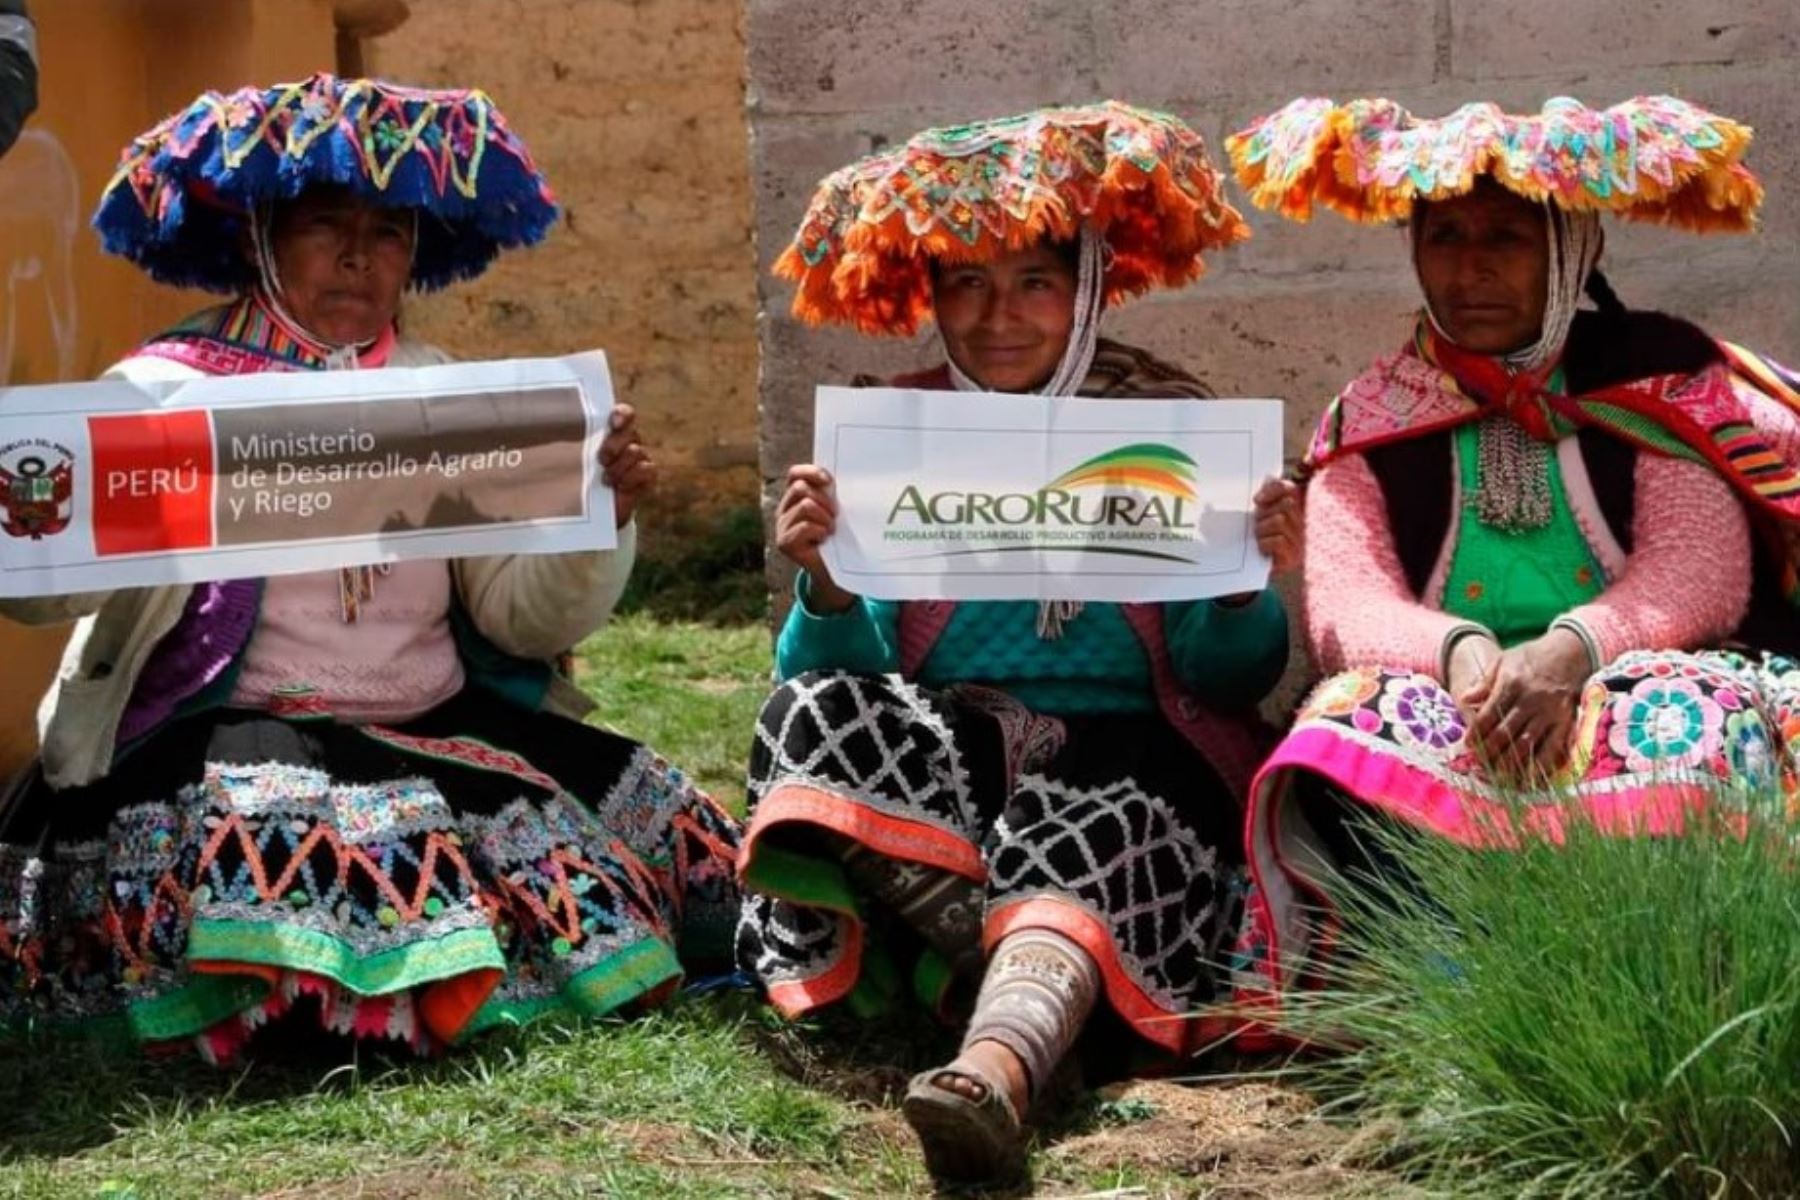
[[901, 1058, 1028, 1186]]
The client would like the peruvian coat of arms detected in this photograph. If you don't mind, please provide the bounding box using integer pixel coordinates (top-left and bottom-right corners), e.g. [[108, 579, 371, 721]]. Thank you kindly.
[[0, 439, 75, 540]]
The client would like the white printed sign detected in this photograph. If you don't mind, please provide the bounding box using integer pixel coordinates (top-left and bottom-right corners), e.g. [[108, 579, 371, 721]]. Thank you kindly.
[[0, 354, 617, 597], [814, 387, 1284, 602]]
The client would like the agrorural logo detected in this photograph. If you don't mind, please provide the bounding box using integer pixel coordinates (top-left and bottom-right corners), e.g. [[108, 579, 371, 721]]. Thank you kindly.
[[883, 443, 1203, 562]]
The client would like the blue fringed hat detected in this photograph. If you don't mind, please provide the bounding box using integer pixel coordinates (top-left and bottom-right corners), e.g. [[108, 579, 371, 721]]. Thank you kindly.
[[93, 73, 559, 293]]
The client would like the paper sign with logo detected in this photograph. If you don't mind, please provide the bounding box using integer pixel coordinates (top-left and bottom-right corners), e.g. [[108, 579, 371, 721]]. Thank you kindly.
[[0, 354, 616, 598], [814, 387, 1284, 603]]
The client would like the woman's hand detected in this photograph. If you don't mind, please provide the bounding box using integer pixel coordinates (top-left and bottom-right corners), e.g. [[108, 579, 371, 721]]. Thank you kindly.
[[600, 404, 655, 529], [776, 464, 857, 613], [1253, 476, 1303, 575], [1467, 627, 1592, 779], [1214, 477, 1305, 607], [1445, 631, 1501, 715]]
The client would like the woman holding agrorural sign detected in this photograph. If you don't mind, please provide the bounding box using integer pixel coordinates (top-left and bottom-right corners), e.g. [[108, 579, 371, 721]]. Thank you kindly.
[[735, 102, 1301, 1186], [0, 75, 739, 1063]]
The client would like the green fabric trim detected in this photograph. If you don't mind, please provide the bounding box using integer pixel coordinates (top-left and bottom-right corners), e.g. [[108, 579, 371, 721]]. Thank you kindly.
[[1443, 422, 1605, 647], [743, 841, 863, 918], [845, 941, 901, 1019], [8, 940, 685, 1050], [127, 973, 270, 1043], [186, 918, 507, 998], [460, 935, 682, 1039], [743, 842, 908, 1018], [6, 978, 263, 1046], [911, 947, 955, 1014], [1581, 400, 1708, 464]]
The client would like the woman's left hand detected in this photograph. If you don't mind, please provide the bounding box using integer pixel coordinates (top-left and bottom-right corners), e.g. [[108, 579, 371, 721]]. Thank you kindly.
[[599, 403, 655, 529], [1214, 477, 1304, 606], [1467, 627, 1591, 779], [1253, 476, 1303, 575]]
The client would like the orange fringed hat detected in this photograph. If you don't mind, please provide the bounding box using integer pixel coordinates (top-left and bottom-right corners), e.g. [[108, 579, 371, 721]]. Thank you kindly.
[[775, 101, 1251, 336], [1226, 95, 1762, 233]]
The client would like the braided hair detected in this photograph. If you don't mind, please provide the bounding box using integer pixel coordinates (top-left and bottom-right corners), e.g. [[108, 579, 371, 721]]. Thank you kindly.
[[1583, 268, 1628, 317]]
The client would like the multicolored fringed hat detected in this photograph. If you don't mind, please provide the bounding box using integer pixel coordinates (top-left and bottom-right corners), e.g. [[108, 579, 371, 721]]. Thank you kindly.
[[1227, 95, 1762, 232], [93, 73, 558, 293], [776, 101, 1251, 336]]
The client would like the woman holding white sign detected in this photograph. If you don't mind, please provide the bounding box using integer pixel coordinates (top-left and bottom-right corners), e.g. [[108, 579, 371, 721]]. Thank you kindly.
[[736, 102, 1302, 1185], [1227, 97, 1800, 1021], [0, 76, 740, 1062]]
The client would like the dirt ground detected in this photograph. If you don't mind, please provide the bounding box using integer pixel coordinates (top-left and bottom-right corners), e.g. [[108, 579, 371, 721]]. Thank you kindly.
[[1045, 1079, 1402, 1198]]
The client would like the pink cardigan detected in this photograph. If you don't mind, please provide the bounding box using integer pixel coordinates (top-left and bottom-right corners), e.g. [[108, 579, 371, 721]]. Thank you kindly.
[[1304, 447, 1752, 676]]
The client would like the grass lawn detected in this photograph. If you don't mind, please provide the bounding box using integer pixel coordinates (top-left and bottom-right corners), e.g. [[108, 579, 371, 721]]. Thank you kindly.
[[0, 614, 1374, 1199]]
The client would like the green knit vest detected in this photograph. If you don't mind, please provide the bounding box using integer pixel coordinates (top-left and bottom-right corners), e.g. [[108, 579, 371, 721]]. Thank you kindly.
[[1441, 420, 1605, 647]]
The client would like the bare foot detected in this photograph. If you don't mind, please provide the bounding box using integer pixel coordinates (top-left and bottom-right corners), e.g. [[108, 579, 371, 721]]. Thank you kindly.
[[932, 1038, 1030, 1116]]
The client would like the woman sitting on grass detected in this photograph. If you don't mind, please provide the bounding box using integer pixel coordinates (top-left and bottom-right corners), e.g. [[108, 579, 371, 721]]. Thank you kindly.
[[0, 75, 740, 1063], [734, 102, 1302, 1186], [1226, 95, 1800, 1005]]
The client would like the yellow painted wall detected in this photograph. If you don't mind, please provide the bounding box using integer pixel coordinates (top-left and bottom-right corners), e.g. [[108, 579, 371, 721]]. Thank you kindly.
[[0, 0, 351, 778]]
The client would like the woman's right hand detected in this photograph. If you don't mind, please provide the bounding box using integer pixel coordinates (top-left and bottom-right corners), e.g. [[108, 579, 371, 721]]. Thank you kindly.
[[1468, 629, 1591, 778], [776, 464, 857, 613], [1445, 631, 1501, 716]]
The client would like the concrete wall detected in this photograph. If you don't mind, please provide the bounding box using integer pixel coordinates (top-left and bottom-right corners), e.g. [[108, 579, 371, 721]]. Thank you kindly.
[[366, 0, 761, 546], [747, 1, 1800, 602]]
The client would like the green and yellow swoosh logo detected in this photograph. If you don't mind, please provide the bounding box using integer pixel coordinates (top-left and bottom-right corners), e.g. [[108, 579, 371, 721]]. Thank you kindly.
[[1043, 443, 1197, 500]]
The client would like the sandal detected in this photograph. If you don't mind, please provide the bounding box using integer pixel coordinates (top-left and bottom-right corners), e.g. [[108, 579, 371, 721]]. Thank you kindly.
[[902, 1059, 1028, 1186]]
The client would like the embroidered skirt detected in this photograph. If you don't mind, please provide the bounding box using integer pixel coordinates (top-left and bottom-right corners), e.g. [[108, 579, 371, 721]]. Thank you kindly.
[[733, 671, 1245, 1054], [0, 687, 742, 1062], [1241, 649, 1800, 1005]]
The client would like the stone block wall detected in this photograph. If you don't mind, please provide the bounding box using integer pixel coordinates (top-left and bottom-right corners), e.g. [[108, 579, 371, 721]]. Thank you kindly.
[[747, 0, 1800, 602]]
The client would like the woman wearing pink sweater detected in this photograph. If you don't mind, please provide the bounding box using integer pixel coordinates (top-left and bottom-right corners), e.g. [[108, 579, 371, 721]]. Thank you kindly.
[[1222, 96, 1800, 1005]]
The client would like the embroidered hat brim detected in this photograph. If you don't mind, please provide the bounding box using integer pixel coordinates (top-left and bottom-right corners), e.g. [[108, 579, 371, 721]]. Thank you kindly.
[[776, 100, 1251, 336], [93, 73, 559, 293], [1227, 95, 1762, 233]]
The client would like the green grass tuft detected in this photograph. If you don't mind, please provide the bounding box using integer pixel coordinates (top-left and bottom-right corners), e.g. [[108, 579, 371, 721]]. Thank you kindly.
[[1291, 795, 1800, 1198]]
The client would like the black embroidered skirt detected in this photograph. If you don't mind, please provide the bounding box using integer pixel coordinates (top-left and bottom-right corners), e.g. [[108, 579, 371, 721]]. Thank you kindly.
[[0, 687, 741, 1062], [735, 671, 1244, 1053]]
